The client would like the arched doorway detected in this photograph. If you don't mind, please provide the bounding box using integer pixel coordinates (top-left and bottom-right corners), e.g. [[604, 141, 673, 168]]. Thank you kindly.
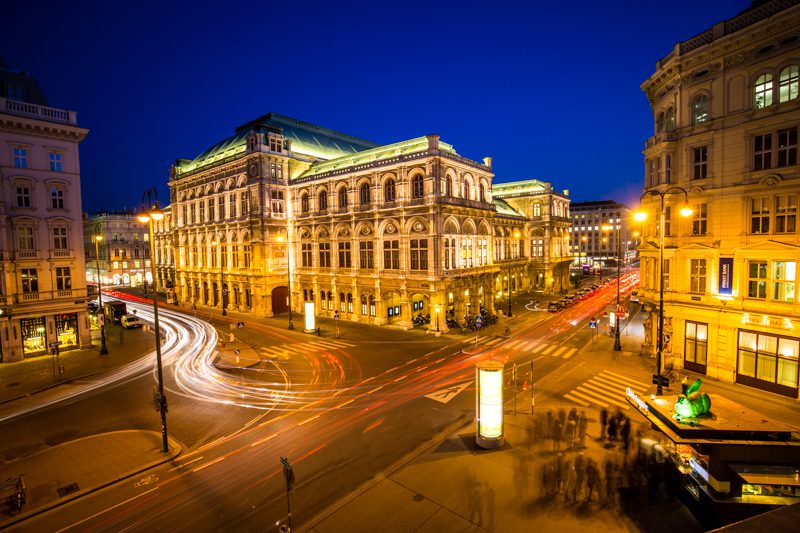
[[383, 291, 402, 324], [272, 286, 289, 314]]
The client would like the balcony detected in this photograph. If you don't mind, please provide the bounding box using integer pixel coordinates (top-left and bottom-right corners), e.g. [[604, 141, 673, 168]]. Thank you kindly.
[[1, 97, 77, 125], [645, 131, 678, 149], [16, 250, 39, 260], [51, 249, 71, 258]]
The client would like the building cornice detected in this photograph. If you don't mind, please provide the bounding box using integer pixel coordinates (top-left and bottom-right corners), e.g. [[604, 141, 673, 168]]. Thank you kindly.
[[0, 113, 88, 143]]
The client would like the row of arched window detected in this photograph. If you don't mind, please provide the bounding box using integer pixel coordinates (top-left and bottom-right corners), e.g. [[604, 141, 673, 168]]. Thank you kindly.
[[656, 65, 799, 132], [298, 174, 488, 213]]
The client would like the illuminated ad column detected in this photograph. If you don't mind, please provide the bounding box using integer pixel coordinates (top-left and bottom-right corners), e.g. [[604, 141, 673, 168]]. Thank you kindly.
[[304, 302, 316, 333], [476, 360, 504, 449]]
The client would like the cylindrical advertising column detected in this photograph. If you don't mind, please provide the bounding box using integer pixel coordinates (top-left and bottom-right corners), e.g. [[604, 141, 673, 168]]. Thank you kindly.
[[304, 302, 316, 333], [476, 360, 504, 449]]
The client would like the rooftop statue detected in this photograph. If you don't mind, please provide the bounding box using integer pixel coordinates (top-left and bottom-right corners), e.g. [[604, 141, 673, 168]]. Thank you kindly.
[[674, 377, 712, 419]]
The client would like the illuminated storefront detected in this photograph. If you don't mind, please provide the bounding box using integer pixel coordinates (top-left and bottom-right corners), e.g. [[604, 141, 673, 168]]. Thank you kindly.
[[20, 317, 47, 356], [55, 313, 79, 350]]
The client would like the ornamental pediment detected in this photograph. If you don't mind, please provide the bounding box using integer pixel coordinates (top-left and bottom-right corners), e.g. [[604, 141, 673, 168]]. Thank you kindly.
[[734, 239, 800, 253], [679, 243, 716, 251]]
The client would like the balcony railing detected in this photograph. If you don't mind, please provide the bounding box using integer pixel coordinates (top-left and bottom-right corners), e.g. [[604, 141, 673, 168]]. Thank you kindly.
[[1, 97, 77, 125], [16, 250, 39, 259]]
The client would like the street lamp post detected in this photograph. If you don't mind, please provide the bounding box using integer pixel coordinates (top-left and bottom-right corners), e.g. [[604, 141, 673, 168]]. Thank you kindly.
[[94, 230, 109, 355], [635, 186, 692, 395], [137, 187, 169, 453], [276, 231, 294, 330]]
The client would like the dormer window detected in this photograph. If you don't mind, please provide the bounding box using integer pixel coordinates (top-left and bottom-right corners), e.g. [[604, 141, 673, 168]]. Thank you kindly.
[[268, 134, 283, 153]]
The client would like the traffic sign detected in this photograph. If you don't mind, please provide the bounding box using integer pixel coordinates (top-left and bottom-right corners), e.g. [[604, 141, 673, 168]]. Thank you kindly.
[[280, 457, 295, 490], [589, 320, 597, 329], [475, 316, 483, 329]]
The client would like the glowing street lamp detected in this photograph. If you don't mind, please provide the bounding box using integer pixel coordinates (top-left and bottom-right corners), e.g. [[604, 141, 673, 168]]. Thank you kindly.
[[635, 186, 693, 395], [93, 230, 108, 355], [137, 187, 169, 453], [476, 360, 504, 449]]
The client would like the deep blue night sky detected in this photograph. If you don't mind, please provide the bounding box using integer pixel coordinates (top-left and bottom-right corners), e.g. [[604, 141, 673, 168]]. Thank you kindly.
[[2, 0, 750, 213]]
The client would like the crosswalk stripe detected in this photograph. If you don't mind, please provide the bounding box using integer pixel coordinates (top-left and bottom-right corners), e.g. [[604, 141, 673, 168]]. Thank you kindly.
[[594, 372, 634, 387], [506, 339, 524, 349], [519, 340, 536, 351], [564, 393, 590, 407], [587, 379, 629, 396], [485, 337, 503, 346], [563, 347, 577, 359], [541, 345, 556, 355], [577, 386, 630, 410], [551, 346, 567, 358], [602, 369, 639, 382], [261, 347, 288, 357], [529, 343, 544, 353], [568, 389, 608, 407]]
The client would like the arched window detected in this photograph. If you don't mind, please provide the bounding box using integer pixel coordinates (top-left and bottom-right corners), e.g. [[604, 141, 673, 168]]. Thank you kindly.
[[301, 193, 309, 213], [338, 187, 347, 209], [384, 179, 396, 202], [779, 65, 799, 103], [412, 175, 424, 198], [479, 183, 485, 203], [692, 94, 709, 124], [463, 182, 470, 200], [533, 203, 541, 217], [318, 190, 327, 211], [656, 111, 665, 133], [754, 73, 773, 109], [360, 183, 370, 205], [445, 176, 452, 196], [666, 107, 675, 131]]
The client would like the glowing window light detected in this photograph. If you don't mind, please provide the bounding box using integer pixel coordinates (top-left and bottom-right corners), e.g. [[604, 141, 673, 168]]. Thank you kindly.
[[304, 302, 315, 332], [476, 360, 504, 449]]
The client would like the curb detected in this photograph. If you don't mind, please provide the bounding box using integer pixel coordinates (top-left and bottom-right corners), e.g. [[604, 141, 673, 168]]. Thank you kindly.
[[303, 414, 471, 531], [0, 431, 182, 530]]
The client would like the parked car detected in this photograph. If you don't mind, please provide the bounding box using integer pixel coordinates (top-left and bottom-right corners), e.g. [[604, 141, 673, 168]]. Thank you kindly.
[[87, 301, 100, 313], [547, 302, 562, 313], [121, 314, 143, 329], [630, 291, 640, 303]]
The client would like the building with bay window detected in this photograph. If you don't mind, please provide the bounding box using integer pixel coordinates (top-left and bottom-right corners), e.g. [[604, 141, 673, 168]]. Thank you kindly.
[[0, 63, 91, 361], [168, 113, 570, 331], [639, 0, 800, 397]]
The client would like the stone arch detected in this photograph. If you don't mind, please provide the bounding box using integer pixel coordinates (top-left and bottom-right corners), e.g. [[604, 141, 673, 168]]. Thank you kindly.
[[378, 218, 401, 237], [443, 217, 460, 235], [354, 221, 374, 237], [224, 178, 235, 191], [462, 218, 477, 235], [381, 289, 403, 325], [477, 219, 491, 235], [405, 217, 428, 234], [236, 175, 247, 187]]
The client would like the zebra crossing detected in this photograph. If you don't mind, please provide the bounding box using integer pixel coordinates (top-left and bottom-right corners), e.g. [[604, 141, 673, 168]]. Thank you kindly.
[[258, 339, 356, 359], [468, 336, 579, 360], [564, 370, 648, 410]]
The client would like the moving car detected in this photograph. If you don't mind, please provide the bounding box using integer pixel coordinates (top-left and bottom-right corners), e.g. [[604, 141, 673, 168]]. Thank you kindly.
[[630, 291, 640, 304], [547, 302, 562, 313], [121, 314, 143, 329]]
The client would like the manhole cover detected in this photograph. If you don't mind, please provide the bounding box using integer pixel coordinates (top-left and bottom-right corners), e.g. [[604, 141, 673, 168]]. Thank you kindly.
[[57, 482, 80, 497]]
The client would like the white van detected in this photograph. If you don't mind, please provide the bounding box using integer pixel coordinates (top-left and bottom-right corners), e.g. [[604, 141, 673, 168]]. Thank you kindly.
[[121, 315, 143, 329]]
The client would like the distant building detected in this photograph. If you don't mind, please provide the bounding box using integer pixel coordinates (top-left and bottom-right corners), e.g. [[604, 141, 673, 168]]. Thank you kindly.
[[640, 0, 800, 397], [151, 205, 176, 302], [83, 212, 151, 288], [0, 62, 91, 361], [568, 200, 635, 268], [167, 113, 571, 331]]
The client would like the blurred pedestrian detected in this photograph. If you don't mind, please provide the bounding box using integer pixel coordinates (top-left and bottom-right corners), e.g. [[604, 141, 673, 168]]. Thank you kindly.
[[607, 413, 618, 443], [575, 453, 586, 501], [552, 418, 563, 452], [578, 410, 588, 447], [565, 464, 577, 503], [621, 416, 632, 460], [546, 410, 554, 441], [556, 453, 566, 494], [600, 408, 608, 440], [585, 459, 600, 502], [565, 416, 577, 449], [558, 408, 567, 429]]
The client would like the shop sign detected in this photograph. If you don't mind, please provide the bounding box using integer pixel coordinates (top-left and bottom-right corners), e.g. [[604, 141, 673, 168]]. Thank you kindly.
[[718, 257, 733, 296], [742, 313, 794, 330], [626, 387, 649, 413]]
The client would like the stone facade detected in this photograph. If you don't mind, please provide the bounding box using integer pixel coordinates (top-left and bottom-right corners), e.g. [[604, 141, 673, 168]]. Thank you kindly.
[[569, 201, 635, 269], [640, 0, 800, 397], [0, 67, 91, 361], [83, 212, 151, 289], [167, 113, 571, 331]]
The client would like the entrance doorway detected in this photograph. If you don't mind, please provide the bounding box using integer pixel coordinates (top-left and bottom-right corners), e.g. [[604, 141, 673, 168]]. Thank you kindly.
[[272, 286, 289, 314]]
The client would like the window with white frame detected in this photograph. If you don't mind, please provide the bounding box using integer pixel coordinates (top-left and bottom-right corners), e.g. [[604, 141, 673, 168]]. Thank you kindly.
[[461, 238, 473, 268], [478, 238, 487, 265], [692, 204, 708, 236], [48, 151, 62, 172], [772, 261, 796, 302], [13, 147, 28, 168], [693, 146, 708, 179], [690, 258, 707, 293], [779, 65, 799, 103], [754, 73, 774, 109], [692, 94, 709, 124], [685, 321, 708, 367], [751, 198, 770, 234], [16, 185, 31, 208], [53, 227, 68, 251], [17, 227, 34, 251], [748, 260, 768, 299], [532, 239, 544, 258], [775, 194, 797, 233]]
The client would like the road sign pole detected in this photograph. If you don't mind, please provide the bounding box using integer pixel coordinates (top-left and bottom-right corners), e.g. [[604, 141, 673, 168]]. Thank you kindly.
[[280, 457, 294, 531]]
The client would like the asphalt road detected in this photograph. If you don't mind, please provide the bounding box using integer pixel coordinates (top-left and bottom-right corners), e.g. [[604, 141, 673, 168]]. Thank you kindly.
[[4, 277, 636, 532]]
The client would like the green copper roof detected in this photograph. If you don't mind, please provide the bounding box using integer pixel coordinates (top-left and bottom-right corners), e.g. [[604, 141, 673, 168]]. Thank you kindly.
[[492, 179, 551, 196], [176, 113, 379, 175], [493, 197, 523, 217], [299, 136, 455, 179]]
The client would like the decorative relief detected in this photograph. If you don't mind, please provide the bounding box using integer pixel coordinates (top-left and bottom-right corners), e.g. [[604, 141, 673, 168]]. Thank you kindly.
[[319, 229, 328, 238], [386, 224, 396, 234], [413, 221, 424, 232], [361, 226, 371, 235]]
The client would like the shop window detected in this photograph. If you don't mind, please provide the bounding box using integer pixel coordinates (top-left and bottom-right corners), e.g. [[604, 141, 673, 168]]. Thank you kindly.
[[21, 316, 47, 355], [55, 313, 78, 348], [738, 330, 799, 391]]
